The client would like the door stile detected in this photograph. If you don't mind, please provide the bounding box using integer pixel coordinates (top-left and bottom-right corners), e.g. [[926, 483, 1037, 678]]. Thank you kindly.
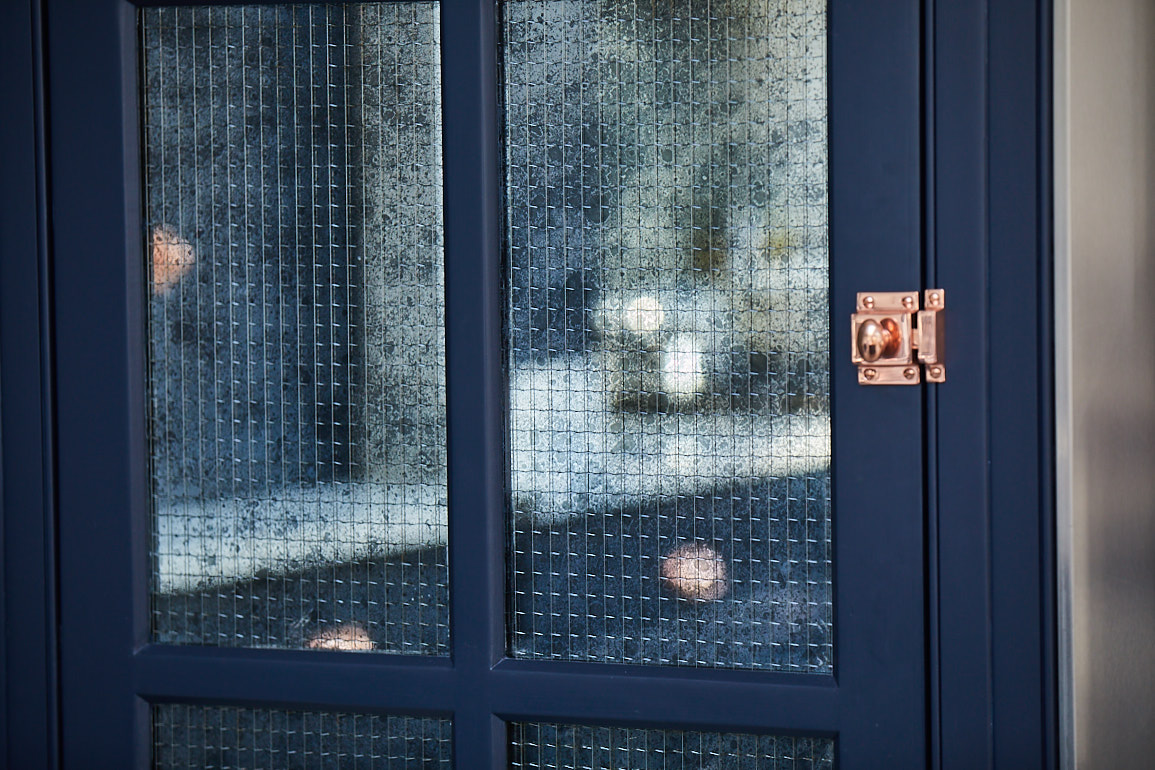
[[829, 0, 926, 763], [48, 0, 148, 765], [0, 0, 59, 766]]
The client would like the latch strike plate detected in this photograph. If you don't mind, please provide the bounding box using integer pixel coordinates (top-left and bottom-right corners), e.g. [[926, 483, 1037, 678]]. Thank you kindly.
[[851, 289, 945, 385]]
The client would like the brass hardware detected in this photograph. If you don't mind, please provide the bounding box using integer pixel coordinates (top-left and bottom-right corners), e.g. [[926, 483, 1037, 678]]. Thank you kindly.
[[851, 289, 945, 385]]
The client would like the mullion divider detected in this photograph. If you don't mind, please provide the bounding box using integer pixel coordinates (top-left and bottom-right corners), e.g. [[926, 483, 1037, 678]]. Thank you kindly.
[[440, 0, 506, 764]]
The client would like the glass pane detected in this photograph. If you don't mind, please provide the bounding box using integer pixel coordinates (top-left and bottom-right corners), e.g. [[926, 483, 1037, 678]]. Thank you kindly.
[[153, 705, 452, 768], [143, 4, 449, 653], [503, 0, 831, 670], [511, 723, 834, 769]]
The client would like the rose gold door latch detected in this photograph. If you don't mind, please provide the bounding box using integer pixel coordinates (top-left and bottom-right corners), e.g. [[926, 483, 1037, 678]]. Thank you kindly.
[[851, 290, 945, 385]]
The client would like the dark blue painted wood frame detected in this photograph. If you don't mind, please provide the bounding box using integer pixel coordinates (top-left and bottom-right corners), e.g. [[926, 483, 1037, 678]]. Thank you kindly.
[[928, 0, 1057, 767], [0, 0, 1057, 766], [39, 0, 925, 764], [1, 0, 61, 766]]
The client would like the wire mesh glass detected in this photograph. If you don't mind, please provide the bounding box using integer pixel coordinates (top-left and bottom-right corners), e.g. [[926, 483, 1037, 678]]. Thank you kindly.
[[153, 705, 452, 769], [510, 723, 834, 769], [143, 4, 449, 653], [503, 0, 831, 670]]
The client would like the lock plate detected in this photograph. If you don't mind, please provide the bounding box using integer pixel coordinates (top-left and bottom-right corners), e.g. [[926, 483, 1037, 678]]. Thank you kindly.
[[851, 290, 945, 385]]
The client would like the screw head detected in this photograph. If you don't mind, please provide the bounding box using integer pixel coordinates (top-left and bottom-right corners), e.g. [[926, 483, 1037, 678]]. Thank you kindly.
[[929, 291, 942, 307], [863, 368, 878, 381], [903, 367, 918, 380], [863, 296, 875, 309], [902, 295, 915, 310], [929, 366, 943, 378]]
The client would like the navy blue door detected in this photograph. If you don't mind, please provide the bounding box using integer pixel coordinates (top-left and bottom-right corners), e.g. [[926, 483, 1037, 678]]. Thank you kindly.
[[30, 0, 928, 765]]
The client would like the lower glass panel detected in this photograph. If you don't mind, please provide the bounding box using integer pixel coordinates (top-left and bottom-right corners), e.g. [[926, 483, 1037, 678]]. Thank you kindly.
[[510, 723, 834, 769], [153, 705, 452, 768]]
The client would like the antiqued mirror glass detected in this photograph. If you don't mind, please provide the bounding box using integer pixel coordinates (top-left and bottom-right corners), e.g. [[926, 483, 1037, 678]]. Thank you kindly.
[[143, 3, 449, 654], [510, 723, 834, 769], [503, 0, 831, 671], [153, 705, 453, 768]]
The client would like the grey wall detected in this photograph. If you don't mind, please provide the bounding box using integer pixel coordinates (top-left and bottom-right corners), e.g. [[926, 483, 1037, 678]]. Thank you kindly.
[[1057, 0, 1155, 765]]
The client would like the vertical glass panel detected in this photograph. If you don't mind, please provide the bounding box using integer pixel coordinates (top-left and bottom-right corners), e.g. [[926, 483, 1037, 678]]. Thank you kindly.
[[511, 723, 834, 769], [143, 4, 449, 653], [153, 705, 452, 768], [503, 0, 831, 670]]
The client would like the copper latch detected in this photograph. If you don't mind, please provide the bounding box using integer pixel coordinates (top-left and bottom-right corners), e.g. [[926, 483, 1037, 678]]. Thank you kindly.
[[851, 290, 945, 385]]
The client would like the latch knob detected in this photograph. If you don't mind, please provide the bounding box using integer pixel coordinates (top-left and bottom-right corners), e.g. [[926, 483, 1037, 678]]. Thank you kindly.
[[851, 290, 945, 385], [856, 318, 901, 362]]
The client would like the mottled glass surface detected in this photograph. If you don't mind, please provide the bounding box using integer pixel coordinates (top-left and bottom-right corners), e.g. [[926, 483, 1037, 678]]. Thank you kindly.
[[503, 0, 831, 670], [143, 4, 449, 653], [511, 723, 834, 769], [153, 705, 452, 768]]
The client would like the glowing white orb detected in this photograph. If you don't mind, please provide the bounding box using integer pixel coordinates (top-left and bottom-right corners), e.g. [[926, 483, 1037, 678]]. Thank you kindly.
[[622, 295, 666, 335], [661, 334, 707, 400]]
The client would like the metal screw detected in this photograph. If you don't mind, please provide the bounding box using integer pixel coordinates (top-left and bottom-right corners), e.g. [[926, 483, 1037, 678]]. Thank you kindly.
[[929, 366, 943, 379], [929, 291, 941, 307], [863, 296, 875, 309], [863, 368, 878, 381], [902, 295, 915, 310], [903, 367, 918, 380]]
